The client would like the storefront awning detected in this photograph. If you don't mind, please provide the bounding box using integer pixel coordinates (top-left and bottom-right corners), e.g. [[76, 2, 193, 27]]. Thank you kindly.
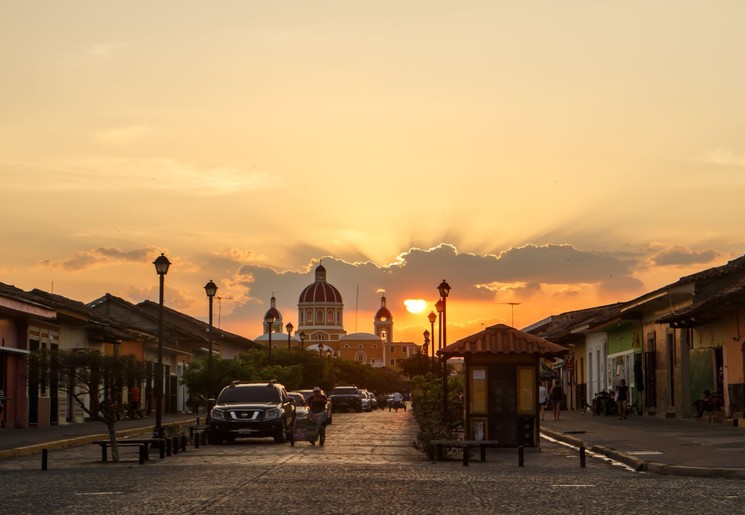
[[438, 324, 571, 358]]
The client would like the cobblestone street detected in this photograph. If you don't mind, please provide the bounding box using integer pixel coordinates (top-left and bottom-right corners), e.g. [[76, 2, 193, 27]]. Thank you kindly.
[[2, 409, 745, 514]]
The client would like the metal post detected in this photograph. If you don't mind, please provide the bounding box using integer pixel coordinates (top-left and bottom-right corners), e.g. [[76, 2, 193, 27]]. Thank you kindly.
[[207, 293, 214, 402], [156, 271, 165, 439], [519, 445, 524, 467], [580, 446, 586, 468], [41, 448, 48, 470]]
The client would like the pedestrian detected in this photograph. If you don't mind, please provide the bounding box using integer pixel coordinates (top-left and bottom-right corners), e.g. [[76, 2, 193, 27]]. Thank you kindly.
[[392, 391, 403, 412], [549, 379, 563, 421], [615, 379, 629, 419], [538, 383, 548, 421], [129, 384, 141, 412]]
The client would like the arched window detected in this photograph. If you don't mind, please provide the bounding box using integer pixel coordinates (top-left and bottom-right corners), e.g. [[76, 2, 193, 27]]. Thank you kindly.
[[327, 309, 334, 324], [355, 352, 366, 363], [316, 310, 323, 324], [306, 310, 312, 324]]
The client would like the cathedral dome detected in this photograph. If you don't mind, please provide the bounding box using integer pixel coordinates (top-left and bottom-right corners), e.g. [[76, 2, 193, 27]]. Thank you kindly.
[[299, 264, 343, 304]]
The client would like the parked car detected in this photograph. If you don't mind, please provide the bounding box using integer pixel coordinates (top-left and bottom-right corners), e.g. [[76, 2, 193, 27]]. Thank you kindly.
[[209, 380, 295, 444], [359, 389, 373, 412], [329, 385, 363, 412], [288, 391, 309, 422], [368, 392, 378, 410], [296, 389, 333, 425]]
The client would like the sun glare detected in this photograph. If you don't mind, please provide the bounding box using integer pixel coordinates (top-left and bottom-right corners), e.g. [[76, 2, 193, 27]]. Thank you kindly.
[[404, 299, 427, 314]]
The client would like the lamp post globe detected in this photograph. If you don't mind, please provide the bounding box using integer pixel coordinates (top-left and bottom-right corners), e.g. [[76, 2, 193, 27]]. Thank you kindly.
[[299, 331, 306, 351], [285, 322, 293, 349], [152, 253, 171, 439], [204, 280, 218, 404]]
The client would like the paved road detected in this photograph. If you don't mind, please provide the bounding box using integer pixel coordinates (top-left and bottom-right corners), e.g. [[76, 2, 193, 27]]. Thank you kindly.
[[2, 409, 745, 514]]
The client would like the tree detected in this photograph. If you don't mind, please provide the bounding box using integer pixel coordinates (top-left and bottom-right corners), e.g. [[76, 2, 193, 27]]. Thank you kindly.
[[30, 348, 145, 463], [398, 352, 431, 379]]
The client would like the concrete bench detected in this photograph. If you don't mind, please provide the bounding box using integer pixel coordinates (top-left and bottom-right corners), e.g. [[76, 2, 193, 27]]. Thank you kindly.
[[92, 438, 164, 463], [430, 439, 500, 466]]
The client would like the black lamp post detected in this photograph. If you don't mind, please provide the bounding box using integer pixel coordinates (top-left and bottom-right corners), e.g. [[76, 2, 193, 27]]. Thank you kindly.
[[428, 311, 437, 374], [265, 313, 275, 362], [318, 342, 324, 357], [286, 322, 293, 349], [299, 331, 306, 351], [325, 349, 333, 362], [204, 280, 218, 404], [153, 253, 171, 439], [422, 330, 430, 372], [437, 279, 451, 419]]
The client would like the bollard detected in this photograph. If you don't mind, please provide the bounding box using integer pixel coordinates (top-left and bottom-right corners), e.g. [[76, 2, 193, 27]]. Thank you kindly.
[[579, 446, 586, 468], [518, 445, 524, 467], [181, 435, 187, 452], [196, 416, 200, 426], [139, 445, 146, 465], [41, 448, 48, 471], [195, 433, 200, 448], [166, 438, 172, 456], [159, 439, 166, 459], [201, 431, 207, 446]]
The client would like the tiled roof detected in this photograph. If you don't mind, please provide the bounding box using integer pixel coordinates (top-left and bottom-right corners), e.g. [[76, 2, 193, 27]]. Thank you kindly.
[[439, 324, 570, 358], [657, 277, 745, 325]]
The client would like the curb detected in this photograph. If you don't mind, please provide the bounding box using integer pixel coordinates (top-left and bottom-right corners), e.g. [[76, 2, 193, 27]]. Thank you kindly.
[[0, 419, 196, 461], [541, 428, 745, 479]]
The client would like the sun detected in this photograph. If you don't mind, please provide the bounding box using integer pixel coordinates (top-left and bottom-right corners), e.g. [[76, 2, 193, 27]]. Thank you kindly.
[[404, 299, 427, 314]]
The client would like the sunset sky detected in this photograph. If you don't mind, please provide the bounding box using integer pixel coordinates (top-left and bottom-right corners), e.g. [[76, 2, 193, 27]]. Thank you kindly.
[[2, 2, 744, 346]]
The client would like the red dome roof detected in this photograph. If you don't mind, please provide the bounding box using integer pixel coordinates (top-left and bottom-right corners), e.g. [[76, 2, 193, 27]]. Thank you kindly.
[[375, 307, 392, 321], [298, 264, 343, 304]]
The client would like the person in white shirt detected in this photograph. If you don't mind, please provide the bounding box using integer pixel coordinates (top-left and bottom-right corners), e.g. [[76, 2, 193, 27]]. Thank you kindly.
[[392, 391, 404, 412], [538, 384, 548, 421]]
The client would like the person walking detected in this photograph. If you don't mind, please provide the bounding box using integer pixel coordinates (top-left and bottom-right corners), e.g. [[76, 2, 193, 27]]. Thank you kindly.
[[616, 378, 629, 420], [549, 379, 564, 421], [538, 383, 548, 421]]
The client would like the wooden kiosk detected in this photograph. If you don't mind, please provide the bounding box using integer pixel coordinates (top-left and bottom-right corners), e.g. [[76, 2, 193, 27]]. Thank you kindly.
[[439, 324, 569, 448]]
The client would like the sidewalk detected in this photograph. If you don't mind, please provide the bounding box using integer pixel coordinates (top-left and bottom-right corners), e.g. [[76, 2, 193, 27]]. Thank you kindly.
[[0, 414, 200, 460], [541, 409, 745, 478]]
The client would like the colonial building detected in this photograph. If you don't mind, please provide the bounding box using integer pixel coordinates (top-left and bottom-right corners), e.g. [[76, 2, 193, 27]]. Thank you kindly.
[[253, 263, 418, 370]]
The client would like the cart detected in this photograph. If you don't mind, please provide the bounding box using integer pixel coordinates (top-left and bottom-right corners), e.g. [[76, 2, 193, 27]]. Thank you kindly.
[[291, 411, 326, 446]]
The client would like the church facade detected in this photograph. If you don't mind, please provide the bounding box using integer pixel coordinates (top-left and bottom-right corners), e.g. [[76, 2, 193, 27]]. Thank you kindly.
[[253, 264, 418, 369]]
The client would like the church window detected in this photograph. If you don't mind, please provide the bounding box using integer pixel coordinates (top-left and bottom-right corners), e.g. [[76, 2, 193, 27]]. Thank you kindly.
[[355, 352, 366, 363], [316, 310, 323, 324], [327, 309, 334, 324], [390, 346, 395, 353]]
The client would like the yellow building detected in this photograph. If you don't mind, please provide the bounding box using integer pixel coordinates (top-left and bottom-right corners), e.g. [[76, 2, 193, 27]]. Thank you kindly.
[[254, 264, 418, 369]]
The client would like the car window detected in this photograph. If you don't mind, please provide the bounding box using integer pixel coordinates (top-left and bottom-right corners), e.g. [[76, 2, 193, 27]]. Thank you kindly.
[[218, 386, 281, 403], [332, 387, 358, 395]]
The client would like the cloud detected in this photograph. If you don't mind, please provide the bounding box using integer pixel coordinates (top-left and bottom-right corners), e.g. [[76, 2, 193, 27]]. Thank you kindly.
[[93, 125, 152, 144], [0, 158, 280, 196], [649, 246, 719, 267], [702, 147, 745, 168], [40, 247, 158, 272], [222, 243, 644, 333]]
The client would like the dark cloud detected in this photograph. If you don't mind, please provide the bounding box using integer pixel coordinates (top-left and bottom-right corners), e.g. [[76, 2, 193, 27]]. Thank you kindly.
[[649, 247, 719, 267], [40, 246, 158, 271], [223, 243, 643, 335]]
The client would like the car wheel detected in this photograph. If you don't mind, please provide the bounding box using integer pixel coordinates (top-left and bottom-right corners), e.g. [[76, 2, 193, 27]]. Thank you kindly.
[[274, 422, 288, 444]]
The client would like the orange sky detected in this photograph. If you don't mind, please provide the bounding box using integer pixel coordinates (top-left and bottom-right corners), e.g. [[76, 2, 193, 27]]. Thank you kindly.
[[1, 2, 744, 344]]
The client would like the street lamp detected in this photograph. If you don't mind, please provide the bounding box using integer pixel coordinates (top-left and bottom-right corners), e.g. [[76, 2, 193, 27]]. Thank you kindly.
[[325, 349, 333, 362], [299, 331, 306, 351], [265, 312, 275, 362], [437, 279, 451, 419], [428, 311, 437, 374], [318, 342, 324, 357], [285, 322, 293, 349], [153, 253, 171, 439], [204, 280, 218, 404]]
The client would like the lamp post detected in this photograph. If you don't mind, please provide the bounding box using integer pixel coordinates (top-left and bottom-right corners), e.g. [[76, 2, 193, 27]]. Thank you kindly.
[[265, 313, 275, 362], [325, 349, 333, 362], [299, 331, 306, 351], [428, 311, 437, 374], [437, 279, 451, 420], [318, 342, 324, 357], [423, 330, 430, 374], [285, 322, 293, 349], [204, 280, 218, 404], [153, 253, 171, 439]]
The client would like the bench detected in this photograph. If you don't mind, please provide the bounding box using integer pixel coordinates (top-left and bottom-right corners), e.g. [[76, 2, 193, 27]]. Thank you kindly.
[[92, 438, 164, 463], [430, 439, 500, 466]]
